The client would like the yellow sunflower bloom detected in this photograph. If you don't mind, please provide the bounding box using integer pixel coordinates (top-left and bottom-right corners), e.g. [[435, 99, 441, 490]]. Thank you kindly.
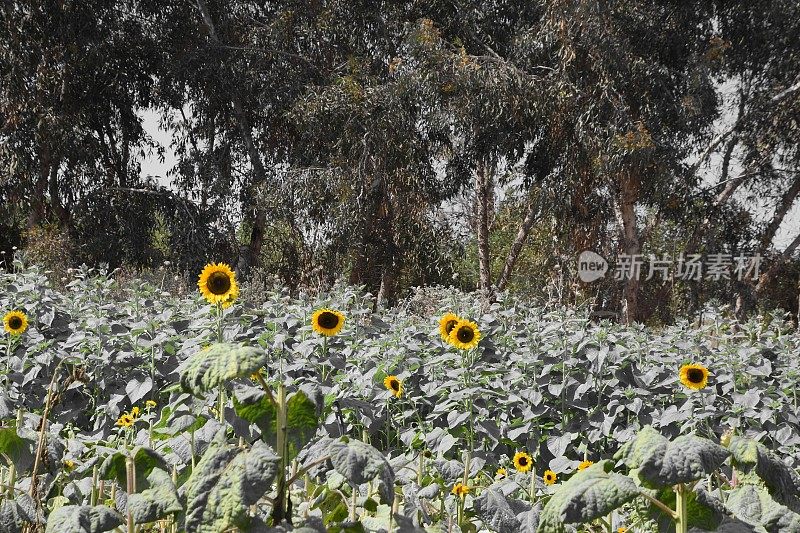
[[145, 400, 157, 409], [618, 528, 628, 533], [221, 282, 239, 309], [543, 470, 557, 485], [679, 364, 710, 390], [578, 460, 594, 471], [311, 308, 345, 336], [438, 312, 461, 342], [513, 451, 532, 473], [130, 406, 141, 418], [495, 467, 507, 479], [116, 413, 134, 428], [3, 310, 28, 336], [383, 375, 403, 398], [63, 459, 76, 471], [451, 483, 470, 498], [448, 319, 481, 350], [197, 263, 238, 305]]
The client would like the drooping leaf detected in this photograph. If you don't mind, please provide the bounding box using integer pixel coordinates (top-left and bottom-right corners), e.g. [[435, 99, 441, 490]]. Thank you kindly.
[[433, 459, 464, 484], [652, 485, 725, 531], [0, 496, 37, 533], [615, 426, 729, 487], [729, 436, 800, 513], [233, 384, 277, 435], [473, 489, 521, 532], [0, 428, 34, 471], [127, 467, 183, 523], [180, 343, 268, 394], [286, 390, 320, 459], [726, 484, 800, 532], [296, 436, 335, 481], [517, 503, 543, 533], [184, 431, 280, 533], [537, 461, 639, 532], [328, 439, 395, 504], [44, 505, 123, 533], [98, 446, 169, 491]]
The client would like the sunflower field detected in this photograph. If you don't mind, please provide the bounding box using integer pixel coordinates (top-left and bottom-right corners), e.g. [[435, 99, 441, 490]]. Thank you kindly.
[[1, 263, 800, 533]]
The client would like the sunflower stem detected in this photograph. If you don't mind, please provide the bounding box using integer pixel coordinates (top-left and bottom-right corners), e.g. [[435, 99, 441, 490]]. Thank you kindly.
[[126, 456, 136, 533], [674, 483, 688, 533], [529, 468, 536, 503], [271, 383, 289, 523]]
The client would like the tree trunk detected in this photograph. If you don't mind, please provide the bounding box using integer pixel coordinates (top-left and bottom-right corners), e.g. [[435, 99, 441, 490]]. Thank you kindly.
[[195, 0, 268, 276], [496, 190, 541, 292], [475, 160, 493, 293], [759, 176, 800, 251], [614, 172, 641, 325], [756, 232, 800, 295]]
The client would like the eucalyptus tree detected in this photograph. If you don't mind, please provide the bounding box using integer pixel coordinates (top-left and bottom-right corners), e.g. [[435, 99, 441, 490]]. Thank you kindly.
[[0, 0, 162, 229], [519, 1, 720, 323]]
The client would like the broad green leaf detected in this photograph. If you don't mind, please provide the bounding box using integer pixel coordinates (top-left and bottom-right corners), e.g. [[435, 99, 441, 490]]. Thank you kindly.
[[615, 426, 729, 487], [44, 505, 123, 533], [180, 343, 268, 394], [0, 497, 37, 533], [729, 436, 800, 512], [233, 384, 277, 436], [652, 485, 725, 531], [286, 390, 320, 459], [726, 484, 800, 532], [473, 489, 521, 532], [127, 467, 183, 524], [184, 431, 280, 533], [297, 436, 335, 481], [328, 439, 395, 505], [0, 428, 33, 470], [311, 489, 348, 526], [517, 504, 542, 533], [98, 446, 169, 490], [537, 461, 639, 533]]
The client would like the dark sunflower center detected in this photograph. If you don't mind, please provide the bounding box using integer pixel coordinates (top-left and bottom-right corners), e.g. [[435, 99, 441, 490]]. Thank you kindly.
[[456, 326, 474, 343], [445, 320, 457, 334], [207, 271, 232, 295], [318, 311, 340, 329], [389, 379, 400, 391], [546, 473, 554, 480], [687, 368, 705, 383], [518, 457, 528, 466], [8, 316, 23, 329]]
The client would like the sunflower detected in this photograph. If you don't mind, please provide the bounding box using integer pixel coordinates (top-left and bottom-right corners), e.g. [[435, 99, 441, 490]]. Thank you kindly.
[[221, 282, 239, 309], [679, 363, 710, 390], [130, 406, 141, 418], [451, 483, 470, 498], [513, 451, 532, 473], [495, 467, 507, 479], [438, 312, 461, 341], [197, 263, 238, 305], [311, 308, 345, 336], [578, 460, 594, 471], [448, 319, 481, 350], [116, 413, 134, 428], [145, 400, 157, 409], [384, 375, 403, 398], [543, 470, 557, 485], [3, 310, 28, 335], [63, 459, 76, 471], [618, 528, 627, 533]]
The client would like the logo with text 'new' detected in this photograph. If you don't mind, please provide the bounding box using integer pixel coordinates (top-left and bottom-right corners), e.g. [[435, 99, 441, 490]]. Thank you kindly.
[[577, 251, 762, 283]]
